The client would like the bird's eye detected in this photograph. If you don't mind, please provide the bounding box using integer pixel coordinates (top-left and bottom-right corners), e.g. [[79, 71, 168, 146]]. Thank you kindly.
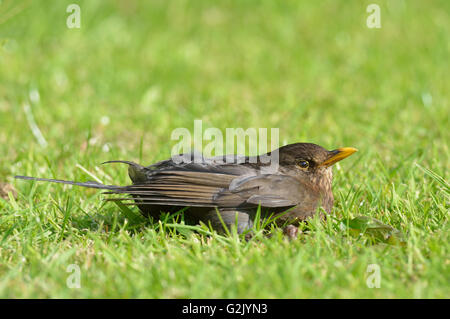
[[297, 160, 309, 169]]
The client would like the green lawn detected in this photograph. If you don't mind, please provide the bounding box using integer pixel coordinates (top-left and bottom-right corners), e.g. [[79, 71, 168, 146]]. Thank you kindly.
[[0, 0, 448, 298]]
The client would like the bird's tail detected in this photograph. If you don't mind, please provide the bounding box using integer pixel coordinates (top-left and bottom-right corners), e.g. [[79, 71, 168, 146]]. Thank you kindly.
[[14, 160, 146, 190], [14, 175, 122, 190]]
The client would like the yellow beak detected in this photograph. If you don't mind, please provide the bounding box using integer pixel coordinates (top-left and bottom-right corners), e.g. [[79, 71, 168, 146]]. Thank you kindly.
[[321, 147, 358, 167]]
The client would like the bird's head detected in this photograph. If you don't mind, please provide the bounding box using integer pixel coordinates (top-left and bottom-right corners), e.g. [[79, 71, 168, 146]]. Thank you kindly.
[[278, 143, 357, 178]]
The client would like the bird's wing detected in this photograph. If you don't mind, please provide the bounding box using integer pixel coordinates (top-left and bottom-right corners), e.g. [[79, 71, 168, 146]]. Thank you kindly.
[[16, 158, 301, 210], [104, 170, 240, 207], [221, 174, 301, 207], [15, 171, 239, 208], [105, 171, 301, 209]]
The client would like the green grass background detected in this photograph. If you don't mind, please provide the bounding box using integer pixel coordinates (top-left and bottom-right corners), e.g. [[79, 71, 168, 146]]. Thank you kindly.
[[0, 0, 448, 298]]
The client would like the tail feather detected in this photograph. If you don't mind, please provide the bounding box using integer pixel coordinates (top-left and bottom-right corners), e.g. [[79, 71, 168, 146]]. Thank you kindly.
[[14, 175, 122, 190], [101, 160, 147, 184], [14, 175, 218, 207]]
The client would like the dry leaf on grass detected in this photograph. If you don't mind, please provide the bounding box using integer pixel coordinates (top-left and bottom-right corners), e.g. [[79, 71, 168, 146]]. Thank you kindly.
[[0, 182, 17, 199]]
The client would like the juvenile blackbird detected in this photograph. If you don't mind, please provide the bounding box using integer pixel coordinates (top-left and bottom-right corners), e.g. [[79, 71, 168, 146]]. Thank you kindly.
[[15, 143, 357, 234]]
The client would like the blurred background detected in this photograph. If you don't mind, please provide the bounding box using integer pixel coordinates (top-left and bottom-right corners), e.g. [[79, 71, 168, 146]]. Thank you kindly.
[[0, 0, 448, 178]]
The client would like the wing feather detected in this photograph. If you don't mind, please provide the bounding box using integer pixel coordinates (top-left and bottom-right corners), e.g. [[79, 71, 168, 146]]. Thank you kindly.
[[16, 159, 303, 210]]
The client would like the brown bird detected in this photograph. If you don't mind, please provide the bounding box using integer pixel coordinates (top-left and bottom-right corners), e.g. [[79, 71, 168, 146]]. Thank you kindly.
[[15, 143, 357, 236]]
